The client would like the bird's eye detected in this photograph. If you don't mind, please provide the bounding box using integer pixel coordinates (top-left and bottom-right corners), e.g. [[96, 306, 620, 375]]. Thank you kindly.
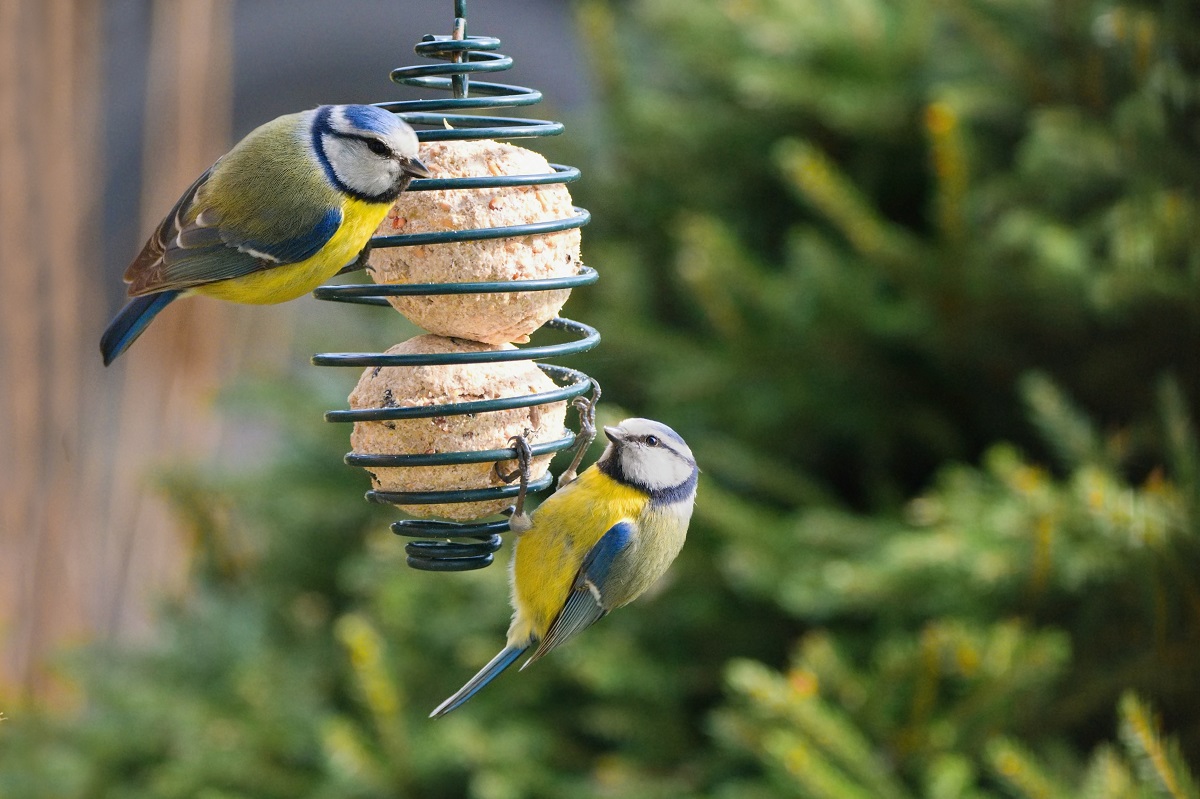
[[645, 435, 660, 447], [366, 139, 392, 157]]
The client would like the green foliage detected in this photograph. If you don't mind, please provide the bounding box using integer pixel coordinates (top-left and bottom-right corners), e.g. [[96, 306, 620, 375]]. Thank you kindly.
[[4, 0, 1200, 795], [570, 0, 1200, 508], [1117, 693, 1200, 799], [715, 649, 1192, 798]]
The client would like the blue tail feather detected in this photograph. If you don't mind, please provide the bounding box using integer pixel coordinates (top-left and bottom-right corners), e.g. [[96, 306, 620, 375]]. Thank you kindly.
[[100, 290, 180, 366], [429, 645, 527, 718]]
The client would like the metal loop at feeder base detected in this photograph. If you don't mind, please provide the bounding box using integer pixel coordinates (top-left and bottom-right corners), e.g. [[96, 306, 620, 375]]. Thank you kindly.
[[392, 518, 509, 571]]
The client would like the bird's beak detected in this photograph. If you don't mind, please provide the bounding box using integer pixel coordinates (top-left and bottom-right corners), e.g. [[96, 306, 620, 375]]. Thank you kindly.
[[603, 426, 623, 444], [400, 156, 432, 179]]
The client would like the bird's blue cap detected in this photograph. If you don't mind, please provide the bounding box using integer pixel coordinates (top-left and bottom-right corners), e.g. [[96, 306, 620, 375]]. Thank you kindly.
[[340, 104, 407, 136]]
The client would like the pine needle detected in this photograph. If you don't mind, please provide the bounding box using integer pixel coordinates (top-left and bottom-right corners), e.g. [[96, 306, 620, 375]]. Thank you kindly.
[[985, 736, 1072, 799], [1117, 693, 1200, 799]]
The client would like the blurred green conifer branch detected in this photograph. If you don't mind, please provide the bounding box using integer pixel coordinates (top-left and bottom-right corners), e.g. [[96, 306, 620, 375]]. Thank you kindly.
[[1, 0, 1199, 794]]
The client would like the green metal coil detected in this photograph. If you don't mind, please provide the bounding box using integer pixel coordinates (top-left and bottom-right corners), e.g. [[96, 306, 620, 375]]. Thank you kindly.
[[314, 0, 600, 571]]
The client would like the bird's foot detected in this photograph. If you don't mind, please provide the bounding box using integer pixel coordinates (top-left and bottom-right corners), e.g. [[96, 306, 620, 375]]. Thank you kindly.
[[496, 433, 534, 533], [557, 380, 601, 489], [336, 242, 374, 277]]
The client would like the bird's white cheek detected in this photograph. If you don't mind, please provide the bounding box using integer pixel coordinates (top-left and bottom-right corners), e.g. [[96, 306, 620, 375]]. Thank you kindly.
[[341, 159, 392, 197], [663, 456, 694, 488], [322, 135, 394, 197], [620, 455, 650, 489], [625, 449, 694, 493]]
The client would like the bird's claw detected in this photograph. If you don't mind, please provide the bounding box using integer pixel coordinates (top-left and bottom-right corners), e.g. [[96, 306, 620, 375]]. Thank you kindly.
[[497, 433, 534, 533], [336, 242, 374, 276], [494, 433, 532, 484], [557, 380, 601, 489]]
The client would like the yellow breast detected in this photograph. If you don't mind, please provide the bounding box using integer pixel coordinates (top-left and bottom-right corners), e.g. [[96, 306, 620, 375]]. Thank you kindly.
[[195, 197, 391, 304], [507, 468, 649, 646]]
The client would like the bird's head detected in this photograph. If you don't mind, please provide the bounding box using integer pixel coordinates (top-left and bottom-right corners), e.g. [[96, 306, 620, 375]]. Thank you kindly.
[[313, 104, 431, 202], [598, 418, 697, 502]]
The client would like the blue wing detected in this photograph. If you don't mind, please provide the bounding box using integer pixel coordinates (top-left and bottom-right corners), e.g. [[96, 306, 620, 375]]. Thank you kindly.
[[162, 204, 342, 279], [125, 164, 343, 295], [525, 521, 635, 665]]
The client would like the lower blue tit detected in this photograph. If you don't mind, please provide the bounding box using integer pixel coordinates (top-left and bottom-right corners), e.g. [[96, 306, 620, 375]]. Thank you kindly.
[[430, 418, 699, 718], [99, 104, 431, 365]]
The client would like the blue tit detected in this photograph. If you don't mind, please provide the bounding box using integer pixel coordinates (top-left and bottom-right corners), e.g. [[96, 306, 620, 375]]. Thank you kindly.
[[99, 104, 430, 365], [430, 417, 698, 717]]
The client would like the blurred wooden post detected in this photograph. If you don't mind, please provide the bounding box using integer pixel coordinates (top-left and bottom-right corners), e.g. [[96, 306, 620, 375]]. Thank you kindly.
[[97, 0, 236, 642], [0, 0, 104, 700], [0, 0, 236, 700]]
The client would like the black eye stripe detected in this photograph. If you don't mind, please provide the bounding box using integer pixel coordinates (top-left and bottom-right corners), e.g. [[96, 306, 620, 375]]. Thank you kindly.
[[634, 434, 688, 461], [366, 139, 392, 156], [339, 132, 393, 157]]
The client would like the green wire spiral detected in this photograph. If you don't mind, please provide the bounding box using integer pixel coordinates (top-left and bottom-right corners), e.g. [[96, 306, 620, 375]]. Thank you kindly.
[[313, 0, 600, 571]]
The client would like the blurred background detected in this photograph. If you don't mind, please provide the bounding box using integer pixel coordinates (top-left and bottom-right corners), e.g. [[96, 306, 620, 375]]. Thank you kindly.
[[2, 0, 1199, 796]]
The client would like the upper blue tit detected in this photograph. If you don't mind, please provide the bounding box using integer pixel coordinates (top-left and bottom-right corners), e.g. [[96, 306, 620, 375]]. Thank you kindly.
[[430, 417, 699, 717], [99, 104, 430, 365]]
